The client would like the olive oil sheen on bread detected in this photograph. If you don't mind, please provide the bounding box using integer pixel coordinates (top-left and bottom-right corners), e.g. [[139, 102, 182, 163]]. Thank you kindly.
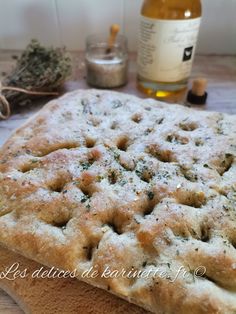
[[137, 0, 202, 100]]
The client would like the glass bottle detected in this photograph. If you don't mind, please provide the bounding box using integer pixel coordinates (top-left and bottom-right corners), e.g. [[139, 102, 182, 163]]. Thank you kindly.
[[137, 0, 202, 101]]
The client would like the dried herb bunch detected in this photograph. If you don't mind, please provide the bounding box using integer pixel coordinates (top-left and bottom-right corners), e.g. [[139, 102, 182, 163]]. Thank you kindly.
[[2, 39, 72, 107]]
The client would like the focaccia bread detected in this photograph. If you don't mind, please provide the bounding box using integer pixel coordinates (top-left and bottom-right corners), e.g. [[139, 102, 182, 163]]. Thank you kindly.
[[0, 245, 148, 314], [0, 90, 235, 314]]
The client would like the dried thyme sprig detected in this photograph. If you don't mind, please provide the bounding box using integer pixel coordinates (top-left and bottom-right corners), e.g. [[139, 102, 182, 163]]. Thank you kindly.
[[2, 39, 72, 108]]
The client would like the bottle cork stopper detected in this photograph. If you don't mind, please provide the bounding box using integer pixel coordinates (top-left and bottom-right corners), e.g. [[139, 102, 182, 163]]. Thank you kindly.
[[191, 78, 207, 96], [187, 77, 208, 105]]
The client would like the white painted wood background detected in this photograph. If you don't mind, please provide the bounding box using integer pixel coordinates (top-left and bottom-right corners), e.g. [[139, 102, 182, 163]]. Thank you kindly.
[[0, 0, 235, 54]]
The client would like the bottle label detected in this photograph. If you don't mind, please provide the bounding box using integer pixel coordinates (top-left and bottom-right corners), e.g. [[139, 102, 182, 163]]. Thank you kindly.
[[137, 16, 201, 82]]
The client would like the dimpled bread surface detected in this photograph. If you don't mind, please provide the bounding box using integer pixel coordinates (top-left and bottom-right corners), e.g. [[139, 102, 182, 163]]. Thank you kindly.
[[0, 90, 236, 314]]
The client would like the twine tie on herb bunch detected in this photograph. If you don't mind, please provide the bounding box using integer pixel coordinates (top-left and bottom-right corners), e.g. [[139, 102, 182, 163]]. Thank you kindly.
[[0, 39, 71, 120], [0, 81, 58, 120]]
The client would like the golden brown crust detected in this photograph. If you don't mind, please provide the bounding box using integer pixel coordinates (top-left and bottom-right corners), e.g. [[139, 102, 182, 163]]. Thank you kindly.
[[0, 90, 236, 313], [0, 245, 149, 314]]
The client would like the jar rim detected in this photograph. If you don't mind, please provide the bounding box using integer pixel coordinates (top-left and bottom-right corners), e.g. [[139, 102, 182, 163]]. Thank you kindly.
[[86, 33, 128, 49]]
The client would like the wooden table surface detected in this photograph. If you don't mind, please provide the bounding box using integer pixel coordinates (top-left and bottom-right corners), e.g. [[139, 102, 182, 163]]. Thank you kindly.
[[0, 51, 236, 313]]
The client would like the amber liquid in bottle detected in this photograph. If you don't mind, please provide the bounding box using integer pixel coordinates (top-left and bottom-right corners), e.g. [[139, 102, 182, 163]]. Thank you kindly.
[[137, 0, 202, 102]]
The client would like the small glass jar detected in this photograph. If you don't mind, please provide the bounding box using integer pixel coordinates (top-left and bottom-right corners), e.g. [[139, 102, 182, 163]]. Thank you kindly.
[[85, 34, 128, 88]]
